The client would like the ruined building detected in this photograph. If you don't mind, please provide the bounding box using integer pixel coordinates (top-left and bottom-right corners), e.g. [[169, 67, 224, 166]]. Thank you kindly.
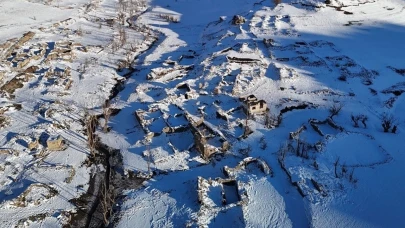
[[185, 113, 229, 159], [239, 95, 267, 115]]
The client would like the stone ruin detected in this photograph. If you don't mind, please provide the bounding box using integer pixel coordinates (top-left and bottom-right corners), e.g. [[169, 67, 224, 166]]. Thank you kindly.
[[46, 135, 65, 151], [134, 106, 230, 160], [185, 112, 229, 159], [196, 157, 272, 225], [232, 15, 246, 25], [223, 157, 273, 178]]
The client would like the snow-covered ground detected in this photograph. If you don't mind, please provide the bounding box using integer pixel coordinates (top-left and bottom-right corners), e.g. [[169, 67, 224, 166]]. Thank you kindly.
[[0, 0, 151, 226], [1, 0, 405, 227]]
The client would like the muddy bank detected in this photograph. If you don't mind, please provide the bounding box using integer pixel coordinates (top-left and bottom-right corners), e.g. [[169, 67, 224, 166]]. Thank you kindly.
[[66, 142, 107, 228], [87, 142, 145, 228]]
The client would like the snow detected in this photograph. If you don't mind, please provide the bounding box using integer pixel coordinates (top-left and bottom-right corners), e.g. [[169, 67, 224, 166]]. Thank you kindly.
[[1, 0, 405, 227], [109, 0, 405, 225], [243, 177, 293, 228], [0, 0, 145, 226]]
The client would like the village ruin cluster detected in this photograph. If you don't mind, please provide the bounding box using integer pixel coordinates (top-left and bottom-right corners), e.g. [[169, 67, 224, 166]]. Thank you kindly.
[[1, 0, 405, 227], [0, 30, 88, 100]]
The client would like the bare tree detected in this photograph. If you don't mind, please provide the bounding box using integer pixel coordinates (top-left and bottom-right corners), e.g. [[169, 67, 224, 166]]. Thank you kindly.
[[278, 142, 289, 162], [259, 136, 267, 150], [146, 144, 152, 174], [111, 41, 120, 53], [296, 138, 301, 157], [118, 27, 127, 47], [334, 157, 340, 178], [76, 26, 83, 36], [313, 160, 319, 170], [243, 111, 251, 137], [301, 143, 309, 159], [102, 100, 111, 133], [392, 125, 398, 134], [264, 111, 280, 128], [78, 58, 90, 80], [348, 168, 357, 183], [351, 114, 365, 128], [118, 0, 127, 11], [100, 181, 114, 225], [329, 103, 343, 119], [341, 163, 347, 175], [129, 43, 137, 52], [264, 112, 271, 128], [360, 115, 368, 128], [85, 112, 98, 156], [119, 50, 133, 69], [117, 12, 125, 25]]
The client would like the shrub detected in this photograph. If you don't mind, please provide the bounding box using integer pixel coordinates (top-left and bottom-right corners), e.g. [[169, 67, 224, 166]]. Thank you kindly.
[[159, 14, 179, 23], [363, 78, 373, 85], [369, 88, 377, 95], [338, 75, 347, 81], [351, 114, 368, 128], [381, 113, 397, 133]]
